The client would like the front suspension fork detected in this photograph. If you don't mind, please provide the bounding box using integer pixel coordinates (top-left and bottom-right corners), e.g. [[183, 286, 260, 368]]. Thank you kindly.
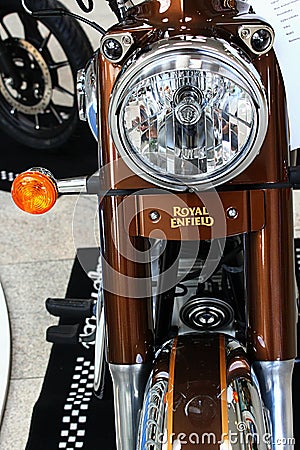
[[247, 188, 297, 449], [99, 195, 154, 450]]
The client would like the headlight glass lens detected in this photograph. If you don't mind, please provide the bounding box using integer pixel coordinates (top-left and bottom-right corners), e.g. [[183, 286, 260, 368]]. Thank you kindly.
[[123, 70, 254, 179], [110, 40, 268, 190]]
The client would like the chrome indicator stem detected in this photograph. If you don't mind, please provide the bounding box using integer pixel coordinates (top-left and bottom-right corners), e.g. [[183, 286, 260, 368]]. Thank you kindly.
[[57, 177, 88, 194], [254, 360, 295, 450], [109, 363, 151, 450]]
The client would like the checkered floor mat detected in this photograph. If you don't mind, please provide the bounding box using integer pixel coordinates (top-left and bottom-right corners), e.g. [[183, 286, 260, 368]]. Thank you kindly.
[[25, 249, 115, 450]]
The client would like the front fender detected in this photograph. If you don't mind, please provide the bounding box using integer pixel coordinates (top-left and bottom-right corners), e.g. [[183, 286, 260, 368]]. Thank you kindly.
[[137, 334, 271, 450]]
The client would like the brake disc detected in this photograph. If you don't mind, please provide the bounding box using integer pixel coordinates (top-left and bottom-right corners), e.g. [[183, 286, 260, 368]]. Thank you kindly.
[[0, 38, 52, 115]]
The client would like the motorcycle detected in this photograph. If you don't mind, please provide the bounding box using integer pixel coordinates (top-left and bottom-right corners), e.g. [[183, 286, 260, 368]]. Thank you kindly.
[[0, 0, 93, 149], [10, 0, 300, 449]]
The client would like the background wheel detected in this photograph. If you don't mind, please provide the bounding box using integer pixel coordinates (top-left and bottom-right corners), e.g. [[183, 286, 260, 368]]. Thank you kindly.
[[0, 0, 93, 149]]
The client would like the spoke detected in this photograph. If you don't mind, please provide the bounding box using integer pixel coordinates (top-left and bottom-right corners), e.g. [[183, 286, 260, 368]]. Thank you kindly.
[[49, 60, 69, 70], [0, 19, 13, 39], [19, 12, 43, 44], [39, 31, 52, 52], [34, 114, 40, 130], [54, 85, 74, 97], [49, 103, 63, 124]]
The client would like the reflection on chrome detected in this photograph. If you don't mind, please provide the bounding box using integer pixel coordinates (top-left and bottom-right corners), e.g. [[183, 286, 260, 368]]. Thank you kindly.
[[228, 377, 271, 450], [254, 360, 295, 450], [226, 338, 271, 450], [124, 71, 254, 177], [109, 363, 151, 450], [137, 336, 272, 450], [138, 379, 168, 450], [77, 53, 98, 140]]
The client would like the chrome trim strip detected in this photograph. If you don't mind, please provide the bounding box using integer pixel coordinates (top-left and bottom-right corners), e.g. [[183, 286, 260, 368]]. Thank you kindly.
[[254, 360, 295, 450], [109, 363, 151, 450]]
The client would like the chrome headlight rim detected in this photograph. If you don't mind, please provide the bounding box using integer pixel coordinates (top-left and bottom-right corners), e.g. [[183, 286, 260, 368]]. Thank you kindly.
[[109, 38, 268, 191]]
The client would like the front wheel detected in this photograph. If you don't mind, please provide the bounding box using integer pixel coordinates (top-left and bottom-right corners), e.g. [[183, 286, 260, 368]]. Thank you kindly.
[[0, 0, 93, 149]]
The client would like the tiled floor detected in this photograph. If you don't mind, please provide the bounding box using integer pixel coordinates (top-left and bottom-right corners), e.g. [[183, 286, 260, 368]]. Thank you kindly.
[[0, 2, 300, 449]]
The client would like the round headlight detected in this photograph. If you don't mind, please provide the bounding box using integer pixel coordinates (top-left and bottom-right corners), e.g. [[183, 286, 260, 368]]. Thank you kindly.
[[109, 38, 268, 191]]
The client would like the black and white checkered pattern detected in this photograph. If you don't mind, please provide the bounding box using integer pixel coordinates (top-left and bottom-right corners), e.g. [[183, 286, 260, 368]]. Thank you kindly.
[[58, 356, 94, 449]]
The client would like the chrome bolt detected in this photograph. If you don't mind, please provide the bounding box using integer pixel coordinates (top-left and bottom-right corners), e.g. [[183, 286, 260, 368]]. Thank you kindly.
[[241, 28, 251, 39], [227, 207, 238, 219], [149, 210, 160, 222], [199, 311, 215, 325], [122, 35, 132, 46]]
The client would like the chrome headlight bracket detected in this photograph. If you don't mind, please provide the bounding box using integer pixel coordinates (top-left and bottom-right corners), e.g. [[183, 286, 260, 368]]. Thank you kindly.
[[101, 32, 134, 64], [238, 24, 274, 55]]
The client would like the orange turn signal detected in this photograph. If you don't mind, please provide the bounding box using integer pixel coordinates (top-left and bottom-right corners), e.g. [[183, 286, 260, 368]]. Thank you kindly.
[[11, 170, 58, 214]]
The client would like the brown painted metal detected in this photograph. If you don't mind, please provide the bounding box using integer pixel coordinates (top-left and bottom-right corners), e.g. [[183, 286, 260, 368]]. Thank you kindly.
[[124, 191, 265, 240], [100, 195, 154, 364], [249, 190, 266, 232], [132, 0, 239, 30], [233, 50, 290, 185], [171, 334, 223, 449], [152, 334, 262, 447], [246, 188, 296, 361]]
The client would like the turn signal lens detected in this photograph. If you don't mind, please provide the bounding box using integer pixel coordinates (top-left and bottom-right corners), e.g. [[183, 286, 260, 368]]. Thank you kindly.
[[11, 170, 58, 214]]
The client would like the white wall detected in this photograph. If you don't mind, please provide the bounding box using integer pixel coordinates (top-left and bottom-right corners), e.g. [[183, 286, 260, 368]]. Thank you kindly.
[[61, 0, 116, 49]]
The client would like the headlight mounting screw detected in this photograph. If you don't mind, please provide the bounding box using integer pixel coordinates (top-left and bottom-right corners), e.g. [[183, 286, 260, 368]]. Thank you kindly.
[[149, 210, 161, 222], [227, 207, 238, 219]]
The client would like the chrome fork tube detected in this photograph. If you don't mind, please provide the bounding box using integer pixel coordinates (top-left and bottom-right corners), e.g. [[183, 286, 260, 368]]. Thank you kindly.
[[254, 360, 295, 450], [109, 363, 151, 450]]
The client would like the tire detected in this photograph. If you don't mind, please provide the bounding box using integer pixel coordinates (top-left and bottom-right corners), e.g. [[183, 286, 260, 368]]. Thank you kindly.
[[0, 0, 93, 149]]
